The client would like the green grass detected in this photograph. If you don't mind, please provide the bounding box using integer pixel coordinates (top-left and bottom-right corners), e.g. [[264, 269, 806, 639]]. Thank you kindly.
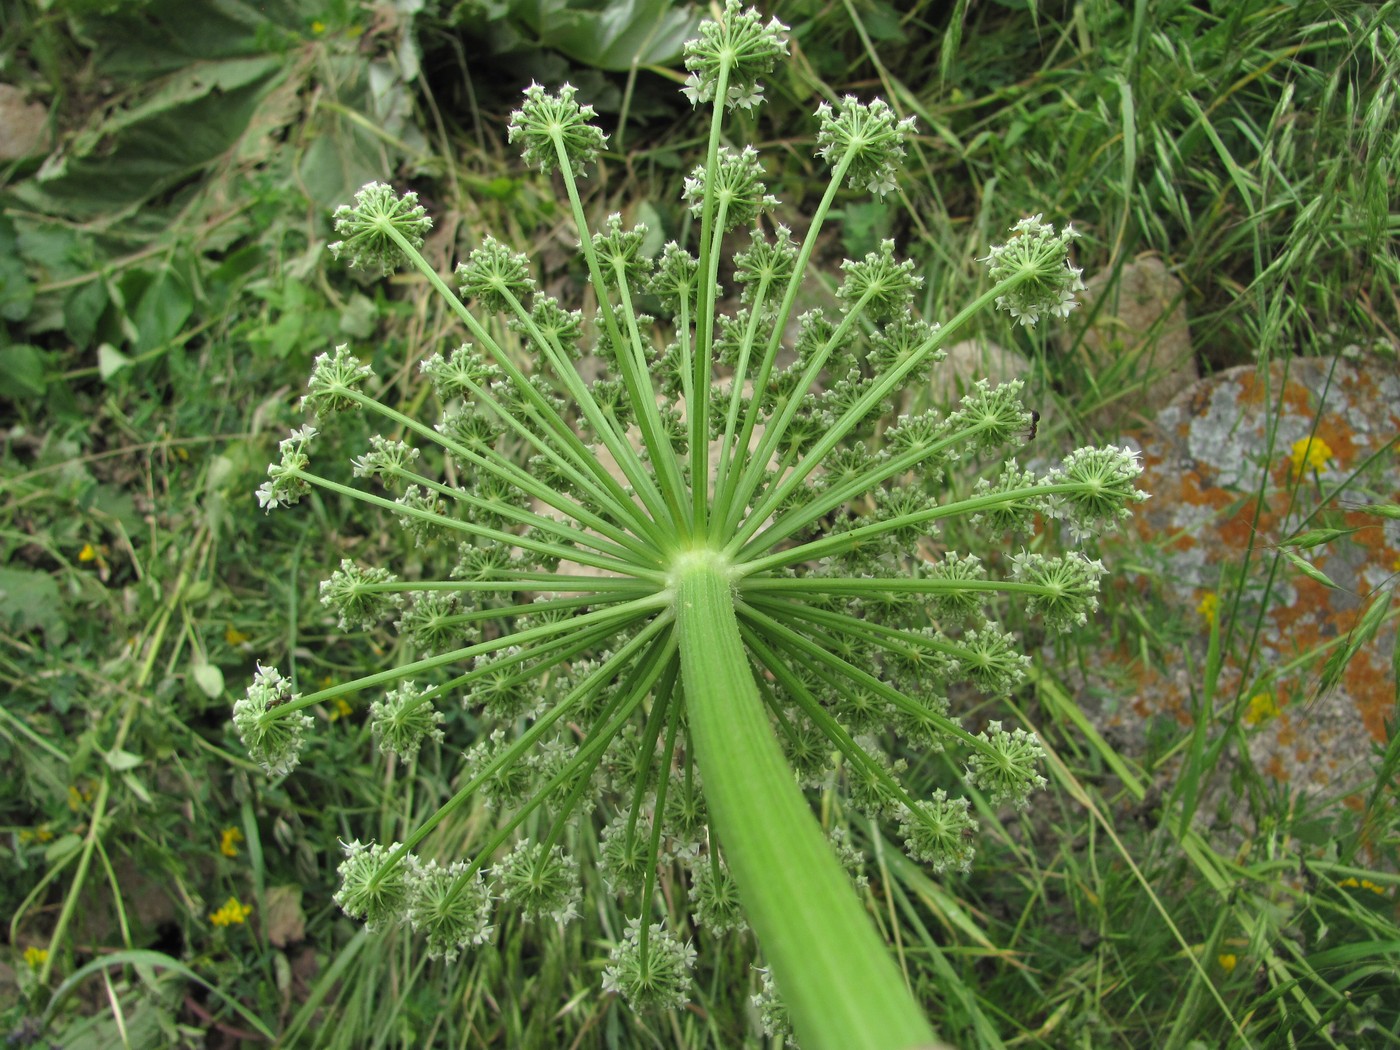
[[2, 0, 1397, 1046]]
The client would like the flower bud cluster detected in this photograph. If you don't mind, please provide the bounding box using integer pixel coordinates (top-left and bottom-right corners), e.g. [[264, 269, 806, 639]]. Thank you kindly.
[[981, 214, 1086, 327], [254, 425, 317, 511], [681, 0, 789, 110], [303, 344, 374, 418], [233, 663, 314, 777], [328, 182, 432, 272], [507, 82, 608, 176], [816, 97, 918, 197], [602, 917, 698, 1011]]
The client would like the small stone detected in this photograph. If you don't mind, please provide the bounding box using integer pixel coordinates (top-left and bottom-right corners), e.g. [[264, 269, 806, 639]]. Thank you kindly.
[[929, 338, 1030, 405], [0, 85, 49, 162], [1068, 255, 1198, 429]]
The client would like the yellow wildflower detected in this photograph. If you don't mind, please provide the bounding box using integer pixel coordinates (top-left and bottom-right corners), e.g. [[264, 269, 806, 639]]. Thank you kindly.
[[67, 781, 95, 812], [328, 696, 353, 722], [1197, 592, 1219, 627], [1288, 436, 1333, 479], [23, 946, 48, 969], [219, 826, 244, 857], [311, 19, 326, 34], [1217, 953, 1237, 973], [210, 897, 253, 927], [225, 625, 251, 646], [19, 823, 54, 845], [1339, 877, 1387, 896], [78, 543, 98, 562], [1243, 692, 1280, 726]]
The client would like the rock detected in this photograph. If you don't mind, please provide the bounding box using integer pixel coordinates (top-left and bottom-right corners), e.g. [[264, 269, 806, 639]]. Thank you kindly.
[[1082, 356, 1399, 814], [1068, 255, 1198, 430], [0, 84, 49, 162], [929, 338, 1031, 405]]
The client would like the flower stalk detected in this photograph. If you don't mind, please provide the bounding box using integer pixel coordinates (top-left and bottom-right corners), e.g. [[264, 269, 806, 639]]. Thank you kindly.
[[674, 551, 941, 1049], [239, 2, 1145, 1045]]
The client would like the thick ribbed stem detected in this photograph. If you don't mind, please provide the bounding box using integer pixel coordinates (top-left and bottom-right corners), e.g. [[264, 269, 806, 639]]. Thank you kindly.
[[671, 550, 944, 1050]]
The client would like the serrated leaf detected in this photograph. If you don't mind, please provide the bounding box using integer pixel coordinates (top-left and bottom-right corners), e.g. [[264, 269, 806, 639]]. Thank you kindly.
[[1282, 549, 1337, 589], [0, 567, 68, 645], [193, 661, 225, 698]]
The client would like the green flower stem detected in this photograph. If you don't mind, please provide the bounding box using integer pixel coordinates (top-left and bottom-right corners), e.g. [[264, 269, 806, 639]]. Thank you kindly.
[[371, 463, 639, 563], [495, 280, 683, 545], [742, 624, 920, 809], [754, 421, 991, 552], [637, 691, 683, 963], [740, 575, 1048, 600], [355, 577, 658, 595], [714, 147, 856, 534], [342, 387, 662, 566], [611, 263, 693, 532], [286, 467, 650, 579], [388, 619, 628, 726], [550, 155, 688, 536], [379, 222, 669, 550], [674, 295, 695, 435], [672, 551, 939, 1050], [739, 600, 986, 754], [721, 283, 876, 522], [415, 354, 657, 548], [714, 271, 774, 492], [447, 635, 678, 898], [275, 593, 667, 717], [378, 612, 675, 878], [691, 57, 733, 534], [730, 269, 1043, 557], [736, 480, 1072, 575]]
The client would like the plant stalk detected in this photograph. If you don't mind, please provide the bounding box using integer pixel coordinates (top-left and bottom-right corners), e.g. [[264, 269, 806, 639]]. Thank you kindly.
[[672, 551, 947, 1050]]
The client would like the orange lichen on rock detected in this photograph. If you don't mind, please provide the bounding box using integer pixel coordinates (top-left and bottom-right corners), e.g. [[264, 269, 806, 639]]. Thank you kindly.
[[1089, 356, 1399, 806]]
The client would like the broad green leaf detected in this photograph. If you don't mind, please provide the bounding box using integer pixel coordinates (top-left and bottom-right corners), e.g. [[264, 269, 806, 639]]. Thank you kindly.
[[122, 771, 154, 804], [0, 346, 48, 398], [12, 57, 284, 217], [193, 661, 226, 699], [0, 566, 67, 645], [45, 833, 84, 865], [134, 267, 194, 351], [0, 215, 34, 322], [530, 0, 702, 72], [103, 747, 144, 772], [63, 281, 108, 351], [97, 343, 132, 380]]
